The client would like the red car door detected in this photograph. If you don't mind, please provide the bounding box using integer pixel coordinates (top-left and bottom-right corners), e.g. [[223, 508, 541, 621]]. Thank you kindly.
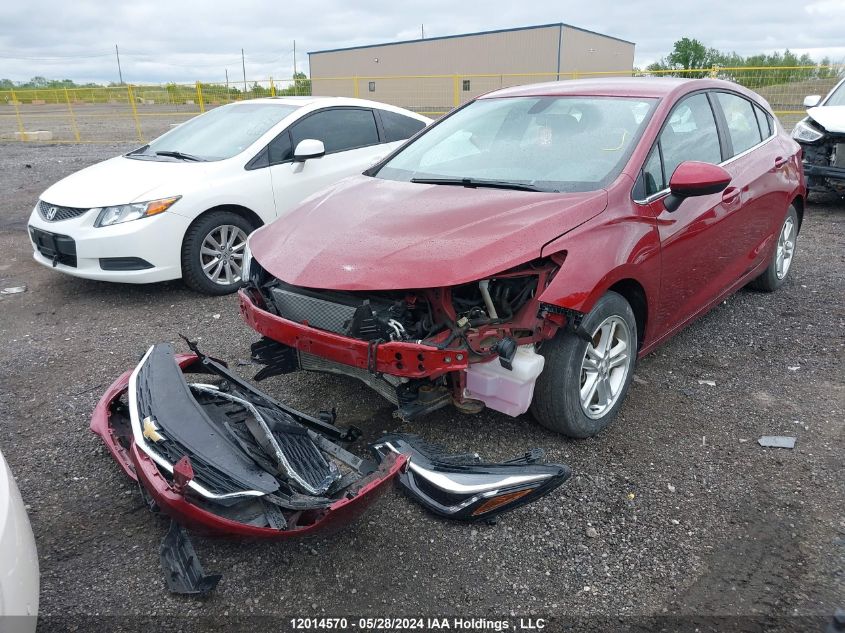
[[638, 92, 737, 338], [711, 91, 792, 279]]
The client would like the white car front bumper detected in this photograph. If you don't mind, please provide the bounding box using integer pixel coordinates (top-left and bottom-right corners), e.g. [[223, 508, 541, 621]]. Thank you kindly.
[[27, 206, 192, 284], [0, 449, 39, 632]]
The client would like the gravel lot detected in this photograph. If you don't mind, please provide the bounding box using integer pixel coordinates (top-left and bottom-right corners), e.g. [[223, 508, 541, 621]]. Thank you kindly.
[[0, 143, 843, 632]]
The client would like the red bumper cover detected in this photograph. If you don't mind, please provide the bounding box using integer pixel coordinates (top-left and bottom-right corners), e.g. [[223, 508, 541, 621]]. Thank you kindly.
[[90, 354, 405, 538]]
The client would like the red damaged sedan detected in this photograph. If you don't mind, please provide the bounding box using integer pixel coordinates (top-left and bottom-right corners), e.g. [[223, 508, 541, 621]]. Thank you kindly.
[[239, 78, 805, 438]]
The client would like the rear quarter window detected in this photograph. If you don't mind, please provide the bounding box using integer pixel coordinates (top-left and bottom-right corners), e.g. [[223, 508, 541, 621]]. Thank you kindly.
[[752, 103, 773, 138], [379, 110, 426, 142]]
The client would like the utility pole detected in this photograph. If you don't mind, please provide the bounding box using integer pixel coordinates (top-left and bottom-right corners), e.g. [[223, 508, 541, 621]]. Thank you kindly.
[[241, 48, 247, 95], [421, 24, 425, 39], [225, 68, 229, 92], [115, 44, 124, 84], [293, 40, 297, 76]]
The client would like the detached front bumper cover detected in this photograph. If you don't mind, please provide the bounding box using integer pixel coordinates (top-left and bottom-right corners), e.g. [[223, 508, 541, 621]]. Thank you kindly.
[[91, 341, 571, 593], [91, 342, 404, 541]]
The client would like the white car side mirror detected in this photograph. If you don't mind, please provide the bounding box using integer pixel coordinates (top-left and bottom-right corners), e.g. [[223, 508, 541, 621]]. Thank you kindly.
[[293, 139, 325, 162], [803, 95, 822, 108]]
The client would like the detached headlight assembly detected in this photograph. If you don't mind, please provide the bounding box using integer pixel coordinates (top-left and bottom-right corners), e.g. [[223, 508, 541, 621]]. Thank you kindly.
[[94, 196, 181, 227], [792, 119, 824, 143]]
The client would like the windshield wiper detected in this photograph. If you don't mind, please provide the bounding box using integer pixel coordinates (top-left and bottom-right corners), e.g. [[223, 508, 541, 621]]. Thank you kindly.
[[154, 150, 207, 162], [410, 177, 548, 192]]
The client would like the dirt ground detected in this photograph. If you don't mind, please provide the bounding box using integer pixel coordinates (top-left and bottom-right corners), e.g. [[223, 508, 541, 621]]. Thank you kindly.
[[0, 143, 842, 633]]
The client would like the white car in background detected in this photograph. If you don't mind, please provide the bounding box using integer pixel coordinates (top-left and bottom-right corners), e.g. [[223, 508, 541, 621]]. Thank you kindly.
[[792, 76, 845, 195], [27, 97, 430, 294], [0, 447, 39, 633]]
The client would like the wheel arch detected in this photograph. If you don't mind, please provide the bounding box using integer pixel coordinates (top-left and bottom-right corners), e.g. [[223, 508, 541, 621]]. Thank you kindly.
[[791, 194, 804, 232], [187, 204, 264, 234], [607, 278, 648, 349], [539, 263, 656, 352]]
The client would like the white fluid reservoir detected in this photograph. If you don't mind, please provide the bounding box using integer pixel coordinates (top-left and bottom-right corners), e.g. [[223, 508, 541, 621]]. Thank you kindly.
[[464, 345, 545, 417]]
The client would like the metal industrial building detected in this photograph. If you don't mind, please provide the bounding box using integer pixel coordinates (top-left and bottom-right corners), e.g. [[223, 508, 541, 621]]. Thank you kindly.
[[308, 23, 635, 113]]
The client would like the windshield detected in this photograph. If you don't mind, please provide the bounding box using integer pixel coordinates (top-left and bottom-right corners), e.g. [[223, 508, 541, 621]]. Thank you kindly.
[[825, 81, 845, 107], [375, 96, 657, 193], [129, 102, 300, 161]]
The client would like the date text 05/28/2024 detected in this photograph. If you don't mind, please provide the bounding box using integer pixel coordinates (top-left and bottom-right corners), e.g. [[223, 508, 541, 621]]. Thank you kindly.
[[289, 617, 548, 630]]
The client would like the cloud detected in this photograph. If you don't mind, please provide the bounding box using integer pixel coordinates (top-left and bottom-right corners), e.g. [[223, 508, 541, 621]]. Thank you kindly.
[[0, 0, 841, 84]]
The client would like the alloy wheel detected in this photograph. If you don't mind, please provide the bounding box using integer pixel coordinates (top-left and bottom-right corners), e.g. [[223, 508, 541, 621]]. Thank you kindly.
[[775, 216, 796, 280], [579, 315, 631, 419], [200, 224, 247, 285]]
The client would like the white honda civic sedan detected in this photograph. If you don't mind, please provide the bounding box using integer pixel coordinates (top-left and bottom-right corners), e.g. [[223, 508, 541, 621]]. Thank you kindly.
[[27, 97, 430, 294]]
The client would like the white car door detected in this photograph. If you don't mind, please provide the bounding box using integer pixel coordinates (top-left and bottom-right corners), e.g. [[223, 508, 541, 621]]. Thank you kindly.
[[267, 107, 399, 217]]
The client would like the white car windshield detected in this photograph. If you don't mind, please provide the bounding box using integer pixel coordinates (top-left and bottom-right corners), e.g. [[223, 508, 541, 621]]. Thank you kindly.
[[129, 102, 300, 162], [825, 81, 845, 106], [375, 96, 657, 193]]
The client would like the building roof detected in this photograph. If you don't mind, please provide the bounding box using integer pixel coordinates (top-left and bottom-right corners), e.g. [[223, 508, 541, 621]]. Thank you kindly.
[[308, 23, 635, 56]]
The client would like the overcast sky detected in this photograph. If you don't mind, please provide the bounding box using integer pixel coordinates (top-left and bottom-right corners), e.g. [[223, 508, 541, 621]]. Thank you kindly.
[[1, 0, 843, 85]]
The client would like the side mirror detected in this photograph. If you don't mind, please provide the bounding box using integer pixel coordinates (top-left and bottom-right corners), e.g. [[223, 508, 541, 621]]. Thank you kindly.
[[664, 161, 732, 212], [293, 139, 325, 162], [803, 95, 822, 108]]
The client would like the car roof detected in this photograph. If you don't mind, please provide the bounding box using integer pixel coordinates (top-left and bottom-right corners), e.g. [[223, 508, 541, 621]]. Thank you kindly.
[[232, 96, 429, 117], [480, 77, 748, 100]]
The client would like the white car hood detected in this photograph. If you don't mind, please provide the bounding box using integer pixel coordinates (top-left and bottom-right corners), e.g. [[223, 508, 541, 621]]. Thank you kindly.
[[39, 155, 220, 208], [806, 105, 845, 134]]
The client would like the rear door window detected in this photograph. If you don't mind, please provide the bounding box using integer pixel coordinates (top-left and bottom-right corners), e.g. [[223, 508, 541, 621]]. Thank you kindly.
[[290, 108, 379, 154], [716, 92, 763, 156]]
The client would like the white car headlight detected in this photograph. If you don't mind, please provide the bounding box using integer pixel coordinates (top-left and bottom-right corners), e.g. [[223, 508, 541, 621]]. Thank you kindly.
[[94, 196, 181, 227], [791, 119, 824, 143]]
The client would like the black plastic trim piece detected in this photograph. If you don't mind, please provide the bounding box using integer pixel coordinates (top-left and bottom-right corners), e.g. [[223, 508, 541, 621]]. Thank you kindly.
[[160, 520, 222, 595], [99, 257, 154, 271]]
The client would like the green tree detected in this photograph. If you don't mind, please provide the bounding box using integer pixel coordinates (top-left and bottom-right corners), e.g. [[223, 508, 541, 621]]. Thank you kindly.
[[279, 71, 311, 96], [666, 38, 716, 70]]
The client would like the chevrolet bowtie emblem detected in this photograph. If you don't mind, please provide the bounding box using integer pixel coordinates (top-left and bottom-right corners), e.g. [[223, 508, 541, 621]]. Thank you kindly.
[[142, 416, 165, 443]]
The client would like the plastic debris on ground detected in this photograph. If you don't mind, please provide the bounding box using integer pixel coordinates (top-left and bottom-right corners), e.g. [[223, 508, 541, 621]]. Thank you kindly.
[[757, 436, 797, 449]]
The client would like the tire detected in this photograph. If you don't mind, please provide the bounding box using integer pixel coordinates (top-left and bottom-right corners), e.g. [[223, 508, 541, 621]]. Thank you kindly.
[[531, 291, 637, 438], [749, 205, 799, 292], [181, 210, 255, 295]]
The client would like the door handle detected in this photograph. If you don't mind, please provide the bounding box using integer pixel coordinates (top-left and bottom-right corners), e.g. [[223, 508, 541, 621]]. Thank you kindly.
[[774, 156, 789, 169], [722, 187, 741, 205]]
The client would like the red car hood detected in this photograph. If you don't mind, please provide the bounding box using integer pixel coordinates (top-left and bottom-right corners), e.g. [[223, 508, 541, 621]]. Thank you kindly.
[[251, 175, 608, 290]]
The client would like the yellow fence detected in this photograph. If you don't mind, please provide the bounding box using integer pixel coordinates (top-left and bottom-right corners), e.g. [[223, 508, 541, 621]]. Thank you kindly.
[[1, 66, 841, 144]]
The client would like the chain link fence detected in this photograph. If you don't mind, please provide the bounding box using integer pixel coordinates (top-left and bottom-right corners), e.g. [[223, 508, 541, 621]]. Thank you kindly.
[[1, 66, 841, 144]]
